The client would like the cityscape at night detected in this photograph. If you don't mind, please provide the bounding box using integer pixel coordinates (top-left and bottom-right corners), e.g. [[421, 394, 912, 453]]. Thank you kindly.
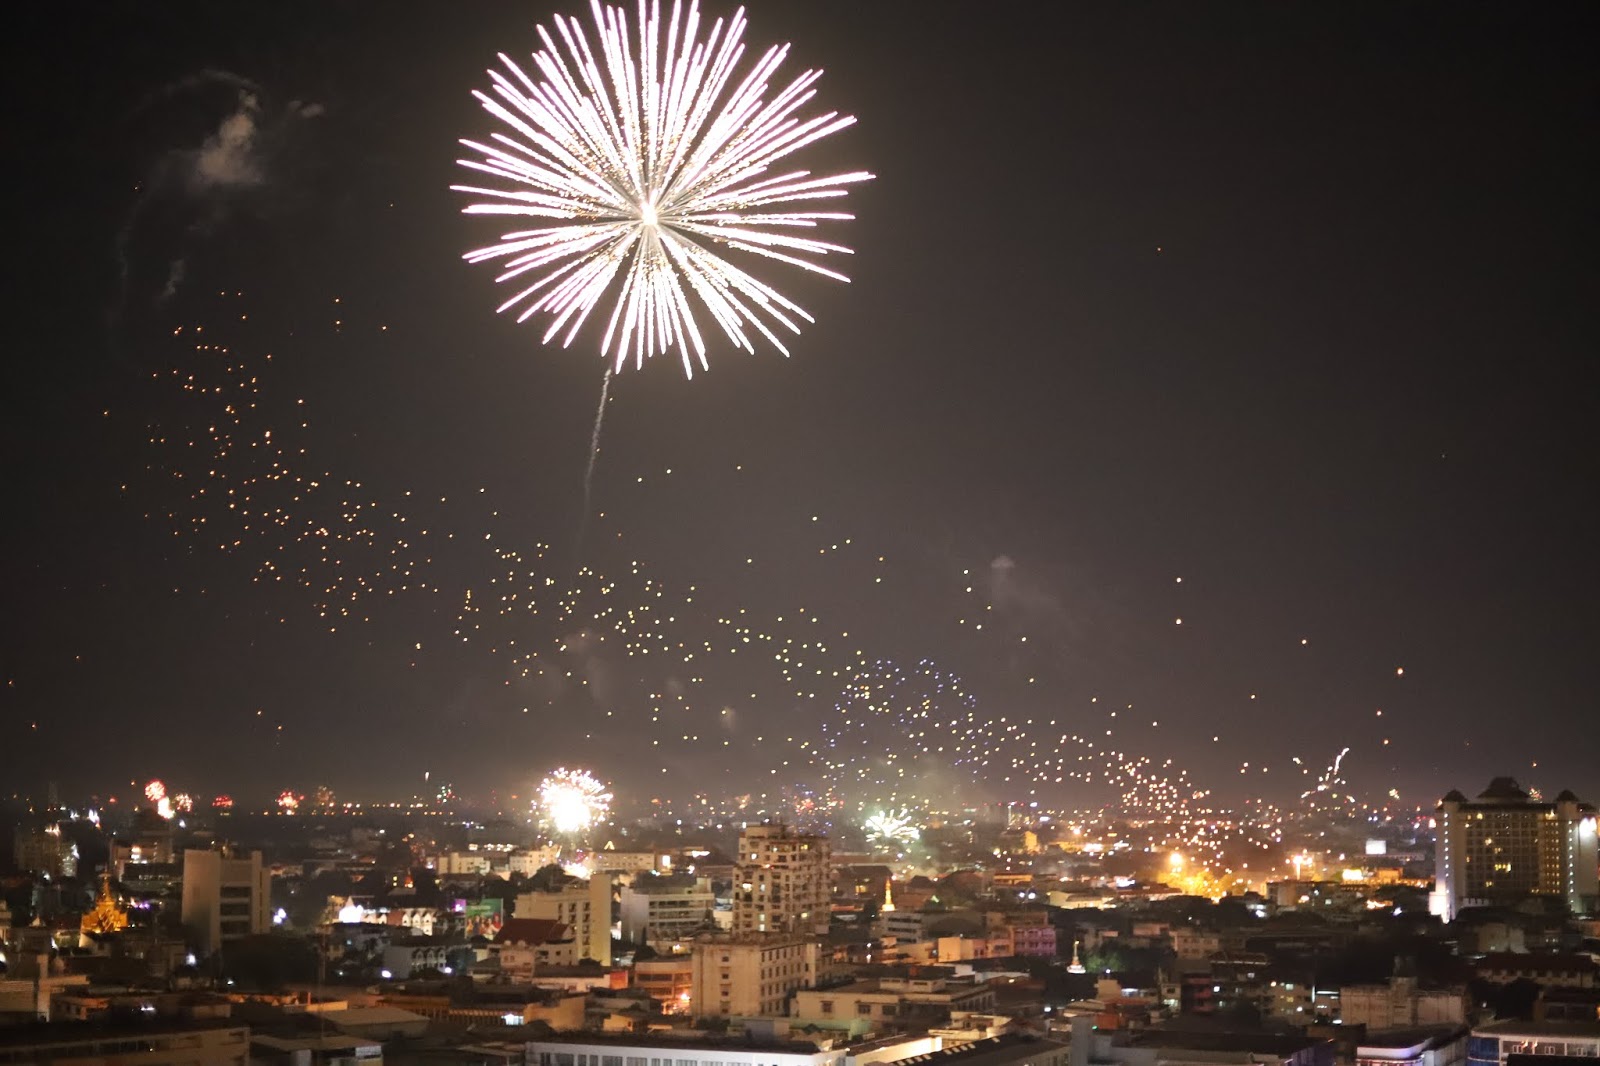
[[2, 2, 1596, 1063]]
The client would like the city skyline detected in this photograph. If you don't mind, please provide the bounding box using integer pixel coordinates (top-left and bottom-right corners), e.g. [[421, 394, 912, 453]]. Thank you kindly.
[[4, 2, 1598, 805]]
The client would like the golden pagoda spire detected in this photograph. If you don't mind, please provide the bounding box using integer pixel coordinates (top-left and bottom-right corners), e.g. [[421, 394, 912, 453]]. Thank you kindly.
[[81, 874, 129, 935]]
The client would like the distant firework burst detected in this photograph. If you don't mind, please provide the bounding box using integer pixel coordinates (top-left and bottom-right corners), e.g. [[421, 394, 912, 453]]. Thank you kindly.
[[539, 768, 613, 836], [863, 808, 921, 850], [144, 779, 175, 820], [453, 0, 872, 374]]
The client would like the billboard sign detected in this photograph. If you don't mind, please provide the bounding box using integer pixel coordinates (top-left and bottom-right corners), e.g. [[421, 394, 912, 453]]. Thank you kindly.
[[463, 898, 505, 939]]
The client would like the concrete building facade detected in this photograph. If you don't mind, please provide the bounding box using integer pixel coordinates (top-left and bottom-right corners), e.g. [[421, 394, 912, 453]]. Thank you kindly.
[[1342, 977, 1469, 1030], [689, 933, 818, 1017], [732, 824, 831, 936], [516, 875, 613, 966], [634, 956, 694, 1013], [620, 875, 715, 947], [180, 847, 271, 957], [792, 975, 997, 1027]]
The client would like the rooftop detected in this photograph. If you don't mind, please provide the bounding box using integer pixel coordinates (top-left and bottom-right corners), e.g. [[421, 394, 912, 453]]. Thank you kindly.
[[495, 918, 570, 945], [1477, 954, 1598, 974], [1440, 780, 1593, 811], [686, 931, 818, 946], [320, 1005, 429, 1027], [1357, 1026, 1469, 1053], [1119, 1030, 1329, 1055], [1474, 1020, 1600, 1039], [625, 875, 711, 894], [0, 1018, 245, 1049], [252, 1032, 383, 1053], [523, 1031, 834, 1054], [1479, 778, 1531, 802], [894, 1035, 1068, 1066]]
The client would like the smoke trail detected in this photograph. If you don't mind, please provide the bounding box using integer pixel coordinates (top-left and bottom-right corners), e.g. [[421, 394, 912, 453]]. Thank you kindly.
[[576, 366, 614, 555]]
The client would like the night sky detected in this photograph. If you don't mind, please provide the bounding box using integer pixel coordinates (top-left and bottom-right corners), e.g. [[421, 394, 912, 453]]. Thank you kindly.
[[6, 2, 1597, 810]]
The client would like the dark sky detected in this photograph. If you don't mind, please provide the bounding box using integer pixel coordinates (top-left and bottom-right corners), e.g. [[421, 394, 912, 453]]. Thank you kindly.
[[4, 2, 1597, 812]]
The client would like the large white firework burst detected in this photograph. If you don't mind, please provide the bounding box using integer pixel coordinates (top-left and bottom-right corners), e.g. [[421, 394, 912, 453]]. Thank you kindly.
[[453, 0, 872, 376], [539, 767, 613, 836]]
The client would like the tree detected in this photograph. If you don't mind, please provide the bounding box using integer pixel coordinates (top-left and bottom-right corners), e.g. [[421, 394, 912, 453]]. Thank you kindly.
[[1475, 977, 1540, 1021], [410, 867, 443, 907], [528, 864, 568, 892], [1085, 945, 1127, 973], [481, 876, 519, 904]]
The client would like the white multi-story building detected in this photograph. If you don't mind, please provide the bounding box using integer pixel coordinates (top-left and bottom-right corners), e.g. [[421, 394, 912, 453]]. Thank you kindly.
[[1431, 779, 1598, 920], [593, 850, 674, 875], [732, 824, 830, 936], [509, 845, 564, 877], [181, 847, 270, 957], [438, 851, 496, 876], [689, 933, 818, 1017], [620, 875, 715, 947]]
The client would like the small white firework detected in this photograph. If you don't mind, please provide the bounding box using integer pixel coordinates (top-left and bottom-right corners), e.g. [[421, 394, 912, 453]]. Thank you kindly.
[[863, 808, 921, 849]]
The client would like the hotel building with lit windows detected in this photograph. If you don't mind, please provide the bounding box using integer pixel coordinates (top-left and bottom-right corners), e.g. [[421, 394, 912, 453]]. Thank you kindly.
[[1430, 778, 1598, 921]]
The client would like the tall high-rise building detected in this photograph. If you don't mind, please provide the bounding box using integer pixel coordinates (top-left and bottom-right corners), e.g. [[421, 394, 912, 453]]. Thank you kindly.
[[732, 823, 831, 936], [514, 874, 612, 965], [181, 847, 271, 957], [13, 826, 77, 879], [1431, 778, 1599, 921]]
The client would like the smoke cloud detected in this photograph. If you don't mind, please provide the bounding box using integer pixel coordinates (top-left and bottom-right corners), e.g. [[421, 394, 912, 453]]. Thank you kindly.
[[190, 92, 264, 190]]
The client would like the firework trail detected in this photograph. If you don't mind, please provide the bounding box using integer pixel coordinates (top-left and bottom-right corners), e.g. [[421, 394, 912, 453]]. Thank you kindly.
[[577, 365, 614, 553]]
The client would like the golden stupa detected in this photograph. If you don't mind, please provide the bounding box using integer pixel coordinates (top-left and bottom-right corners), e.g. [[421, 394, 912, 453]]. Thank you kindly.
[[80, 875, 129, 935]]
